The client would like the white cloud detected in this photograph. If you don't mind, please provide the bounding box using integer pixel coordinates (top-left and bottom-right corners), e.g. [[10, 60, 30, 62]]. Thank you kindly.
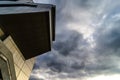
[[87, 74, 120, 80]]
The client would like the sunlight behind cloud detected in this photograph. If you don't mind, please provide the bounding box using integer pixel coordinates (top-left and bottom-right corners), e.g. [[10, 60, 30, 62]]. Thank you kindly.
[[67, 23, 96, 48]]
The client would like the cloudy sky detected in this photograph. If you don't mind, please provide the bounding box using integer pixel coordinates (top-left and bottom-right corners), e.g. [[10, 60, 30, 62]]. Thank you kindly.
[[30, 0, 120, 80]]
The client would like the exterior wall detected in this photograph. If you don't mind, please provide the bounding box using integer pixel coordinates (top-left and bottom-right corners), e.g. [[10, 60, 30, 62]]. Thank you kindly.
[[3, 36, 35, 80], [0, 40, 16, 80]]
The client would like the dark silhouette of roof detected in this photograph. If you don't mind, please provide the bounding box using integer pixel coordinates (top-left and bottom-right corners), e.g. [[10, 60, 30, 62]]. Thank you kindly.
[[0, 1, 56, 59]]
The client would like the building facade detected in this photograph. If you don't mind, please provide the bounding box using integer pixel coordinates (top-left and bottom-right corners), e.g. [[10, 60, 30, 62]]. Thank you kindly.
[[0, 0, 55, 80], [1, 36, 35, 80]]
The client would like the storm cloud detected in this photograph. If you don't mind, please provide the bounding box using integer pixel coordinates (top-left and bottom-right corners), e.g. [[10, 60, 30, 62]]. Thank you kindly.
[[30, 0, 120, 80]]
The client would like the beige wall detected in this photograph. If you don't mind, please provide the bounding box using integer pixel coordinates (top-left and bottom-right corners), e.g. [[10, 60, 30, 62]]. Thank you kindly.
[[3, 36, 35, 80], [0, 40, 17, 80]]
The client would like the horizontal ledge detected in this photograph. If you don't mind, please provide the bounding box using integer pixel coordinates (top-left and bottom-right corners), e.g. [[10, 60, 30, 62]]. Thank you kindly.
[[0, 3, 37, 7]]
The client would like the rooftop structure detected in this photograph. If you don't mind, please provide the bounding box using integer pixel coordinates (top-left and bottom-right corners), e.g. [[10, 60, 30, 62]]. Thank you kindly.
[[0, 1, 55, 59], [0, 1, 56, 80]]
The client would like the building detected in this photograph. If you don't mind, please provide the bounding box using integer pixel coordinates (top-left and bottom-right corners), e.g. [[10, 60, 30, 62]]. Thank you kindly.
[[0, 0, 55, 80]]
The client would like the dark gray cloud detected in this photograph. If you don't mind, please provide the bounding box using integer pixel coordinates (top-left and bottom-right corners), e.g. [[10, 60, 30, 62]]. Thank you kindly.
[[30, 77, 44, 80], [53, 30, 83, 56], [30, 0, 120, 80], [33, 29, 87, 73], [94, 4, 120, 56]]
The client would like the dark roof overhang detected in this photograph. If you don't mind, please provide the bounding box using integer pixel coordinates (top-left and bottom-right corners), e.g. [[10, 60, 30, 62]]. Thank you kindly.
[[0, 0, 17, 1], [0, 1, 56, 59]]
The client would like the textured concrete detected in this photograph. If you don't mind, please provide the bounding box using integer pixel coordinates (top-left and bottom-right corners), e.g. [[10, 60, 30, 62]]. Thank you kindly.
[[3, 36, 35, 80], [0, 39, 16, 80]]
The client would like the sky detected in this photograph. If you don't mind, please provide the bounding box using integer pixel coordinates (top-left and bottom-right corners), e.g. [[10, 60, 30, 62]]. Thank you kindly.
[[30, 0, 120, 80]]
